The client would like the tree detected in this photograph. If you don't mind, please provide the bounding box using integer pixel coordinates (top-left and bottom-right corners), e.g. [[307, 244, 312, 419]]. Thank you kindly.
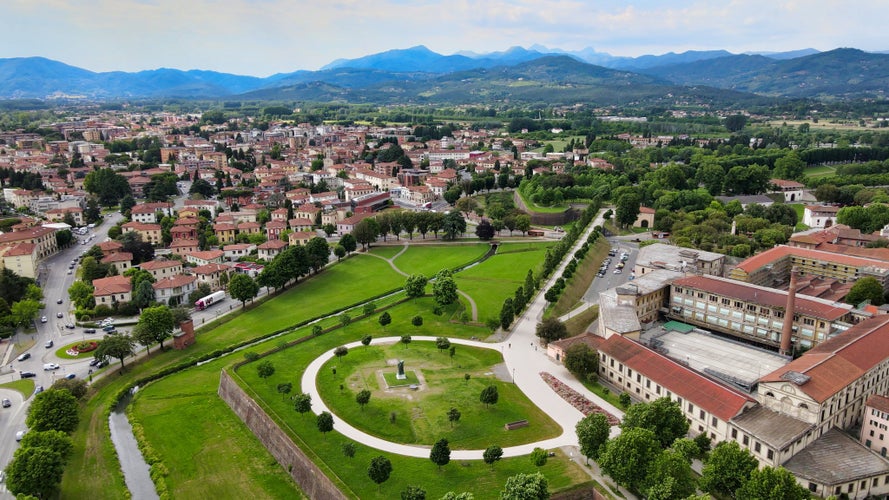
[[640, 449, 697, 500], [432, 270, 458, 306], [447, 407, 461, 427], [133, 279, 157, 309], [50, 378, 88, 399], [735, 466, 810, 500], [5, 446, 66, 499], [138, 305, 175, 351], [621, 397, 690, 449], [846, 276, 885, 306], [699, 441, 758, 497], [10, 299, 39, 328], [187, 282, 211, 306], [316, 411, 334, 436], [530, 447, 548, 467], [436, 337, 451, 354], [500, 297, 515, 330], [257, 360, 275, 380], [356, 389, 371, 409], [480, 385, 499, 407], [367, 455, 393, 491], [401, 335, 412, 348], [475, 219, 495, 240], [305, 236, 330, 273], [442, 212, 467, 240], [515, 215, 531, 236], [772, 152, 806, 181], [404, 274, 428, 298], [615, 192, 642, 228], [361, 335, 372, 346], [430, 438, 451, 471], [119, 194, 137, 215], [598, 427, 661, 491], [83, 168, 132, 205], [340, 233, 357, 253], [293, 393, 312, 415], [411, 315, 423, 328], [339, 314, 352, 330], [353, 218, 380, 250], [26, 389, 79, 433], [535, 317, 568, 345], [68, 280, 95, 310], [499, 472, 549, 500], [401, 485, 427, 500], [563, 343, 598, 381], [19, 429, 74, 460], [229, 273, 259, 307], [379, 312, 392, 329], [94, 333, 136, 370], [724, 114, 748, 132], [483, 445, 503, 469], [276, 382, 292, 400], [342, 441, 356, 459], [576, 413, 610, 462], [363, 301, 376, 316]]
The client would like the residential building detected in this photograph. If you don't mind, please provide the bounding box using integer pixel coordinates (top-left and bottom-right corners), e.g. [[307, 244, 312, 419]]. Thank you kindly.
[[186, 250, 224, 266], [288, 231, 317, 247], [169, 239, 200, 256], [257, 239, 287, 261], [223, 243, 255, 261], [139, 259, 183, 280], [803, 205, 840, 228], [121, 221, 162, 246], [152, 274, 197, 306], [213, 222, 238, 244], [0, 225, 58, 261], [100, 251, 133, 274], [634, 206, 655, 229], [92, 275, 133, 305], [771, 179, 806, 202], [861, 394, 889, 457], [191, 263, 230, 291], [0, 243, 39, 278], [45, 207, 84, 226]]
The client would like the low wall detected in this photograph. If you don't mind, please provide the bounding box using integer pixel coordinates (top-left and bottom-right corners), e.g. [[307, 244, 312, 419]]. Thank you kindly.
[[218, 370, 348, 500]]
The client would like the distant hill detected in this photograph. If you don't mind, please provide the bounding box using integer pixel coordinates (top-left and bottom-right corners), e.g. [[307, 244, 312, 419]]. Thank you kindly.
[[640, 48, 889, 98], [0, 46, 886, 102]]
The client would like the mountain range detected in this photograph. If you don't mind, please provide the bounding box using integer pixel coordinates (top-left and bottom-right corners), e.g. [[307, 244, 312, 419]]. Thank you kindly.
[[0, 45, 887, 105]]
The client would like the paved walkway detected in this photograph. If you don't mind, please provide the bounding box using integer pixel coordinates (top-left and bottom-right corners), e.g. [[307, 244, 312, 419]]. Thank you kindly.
[[301, 209, 625, 462]]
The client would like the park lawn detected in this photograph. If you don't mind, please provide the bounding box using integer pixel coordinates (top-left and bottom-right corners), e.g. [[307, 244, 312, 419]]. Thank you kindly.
[[0, 379, 35, 398], [130, 355, 302, 500], [368, 245, 405, 259], [804, 165, 836, 179], [456, 243, 553, 323], [312, 342, 561, 448], [392, 244, 489, 276], [194, 255, 402, 345], [516, 188, 569, 214]]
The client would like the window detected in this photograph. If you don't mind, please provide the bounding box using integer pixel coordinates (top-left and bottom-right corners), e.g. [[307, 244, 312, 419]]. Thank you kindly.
[[808, 483, 817, 493], [699, 410, 705, 419], [767, 450, 774, 460], [731, 429, 738, 439], [754, 442, 761, 453], [743, 435, 749, 445], [712, 417, 718, 426]]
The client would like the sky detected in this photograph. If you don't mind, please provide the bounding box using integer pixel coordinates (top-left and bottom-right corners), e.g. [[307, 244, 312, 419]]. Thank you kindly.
[[2, 0, 886, 77]]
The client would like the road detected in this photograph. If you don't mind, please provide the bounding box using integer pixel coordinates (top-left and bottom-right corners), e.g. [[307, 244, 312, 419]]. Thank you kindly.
[[0, 211, 123, 491]]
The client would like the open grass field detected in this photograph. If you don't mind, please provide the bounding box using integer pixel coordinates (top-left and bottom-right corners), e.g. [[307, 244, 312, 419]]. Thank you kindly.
[[368, 245, 404, 259], [804, 165, 836, 179], [456, 242, 554, 324], [0, 379, 35, 398], [392, 244, 489, 276], [311, 342, 561, 448], [76, 242, 566, 498]]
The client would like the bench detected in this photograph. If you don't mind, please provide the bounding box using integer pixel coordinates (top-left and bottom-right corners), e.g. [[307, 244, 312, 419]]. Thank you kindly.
[[504, 420, 529, 430]]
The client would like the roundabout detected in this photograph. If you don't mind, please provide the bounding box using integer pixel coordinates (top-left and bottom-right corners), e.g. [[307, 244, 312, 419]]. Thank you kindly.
[[302, 336, 582, 459]]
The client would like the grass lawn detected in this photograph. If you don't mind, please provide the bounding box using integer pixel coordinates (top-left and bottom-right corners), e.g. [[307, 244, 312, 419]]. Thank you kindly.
[[550, 237, 610, 318], [564, 305, 600, 338], [0, 379, 35, 398], [312, 342, 560, 448], [392, 244, 489, 277], [368, 245, 405, 259], [55, 340, 100, 360], [456, 243, 553, 324], [789, 203, 810, 231], [804, 165, 836, 179]]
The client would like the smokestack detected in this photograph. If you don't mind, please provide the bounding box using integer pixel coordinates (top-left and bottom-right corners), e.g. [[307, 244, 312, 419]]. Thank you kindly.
[[780, 267, 798, 356]]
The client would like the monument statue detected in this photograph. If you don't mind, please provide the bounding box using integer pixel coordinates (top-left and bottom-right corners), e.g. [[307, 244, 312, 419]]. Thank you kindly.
[[396, 359, 406, 380]]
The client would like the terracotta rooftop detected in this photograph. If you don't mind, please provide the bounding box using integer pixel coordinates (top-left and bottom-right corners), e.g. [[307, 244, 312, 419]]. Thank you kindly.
[[100, 252, 133, 264], [734, 245, 889, 274], [152, 274, 197, 290], [600, 335, 755, 421], [760, 315, 889, 403], [674, 275, 852, 321], [140, 259, 181, 271], [866, 394, 889, 415], [192, 263, 230, 275], [187, 250, 224, 261], [93, 275, 132, 296]]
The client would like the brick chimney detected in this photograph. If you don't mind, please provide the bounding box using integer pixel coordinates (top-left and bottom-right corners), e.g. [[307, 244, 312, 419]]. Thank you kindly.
[[780, 267, 798, 356]]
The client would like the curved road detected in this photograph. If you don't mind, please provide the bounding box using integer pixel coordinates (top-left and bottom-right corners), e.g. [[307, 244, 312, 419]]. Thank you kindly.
[[301, 210, 624, 460]]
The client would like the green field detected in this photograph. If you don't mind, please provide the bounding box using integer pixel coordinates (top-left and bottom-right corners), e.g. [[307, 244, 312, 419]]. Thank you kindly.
[[392, 244, 489, 276], [0, 379, 35, 398], [456, 243, 553, 324], [803, 165, 836, 179], [516, 188, 570, 214], [310, 342, 560, 447]]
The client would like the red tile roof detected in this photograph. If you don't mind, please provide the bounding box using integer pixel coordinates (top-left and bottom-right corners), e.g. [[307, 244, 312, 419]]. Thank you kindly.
[[152, 274, 197, 290], [140, 259, 181, 271], [735, 245, 889, 274], [93, 275, 132, 296], [674, 275, 852, 321], [601, 335, 755, 421], [760, 315, 889, 402], [101, 252, 133, 264], [866, 394, 889, 415]]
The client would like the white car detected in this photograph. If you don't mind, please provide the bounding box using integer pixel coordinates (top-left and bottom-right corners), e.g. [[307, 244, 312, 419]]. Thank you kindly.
[[43, 363, 60, 371], [40, 316, 47, 323]]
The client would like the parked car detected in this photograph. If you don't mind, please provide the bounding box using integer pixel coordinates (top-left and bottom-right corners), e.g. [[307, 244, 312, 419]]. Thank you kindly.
[[15, 430, 26, 442], [103, 325, 116, 333], [40, 316, 47, 323], [16, 352, 30, 362], [65, 324, 75, 330], [43, 363, 59, 371], [45, 340, 53, 348], [20, 371, 36, 379], [84, 328, 97, 334], [89, 358, 100, 366], [614, 269, 622, 274], [67, 270, 72, 274], [96, 360, 109, 368], [34, 385, 44, 394], [2, 398, 11, 408]]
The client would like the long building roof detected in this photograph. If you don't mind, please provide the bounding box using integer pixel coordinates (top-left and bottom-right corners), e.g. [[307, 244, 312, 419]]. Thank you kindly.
[[735, 245, 889, 274]]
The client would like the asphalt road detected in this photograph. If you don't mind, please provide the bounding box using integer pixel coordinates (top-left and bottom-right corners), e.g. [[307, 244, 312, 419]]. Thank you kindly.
[[0, 211, 122, 492], [582, 239, 640, 304]]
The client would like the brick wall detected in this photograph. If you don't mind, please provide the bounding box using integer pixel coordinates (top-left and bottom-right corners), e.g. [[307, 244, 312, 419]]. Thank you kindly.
[[217, 370, 349, 499]]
